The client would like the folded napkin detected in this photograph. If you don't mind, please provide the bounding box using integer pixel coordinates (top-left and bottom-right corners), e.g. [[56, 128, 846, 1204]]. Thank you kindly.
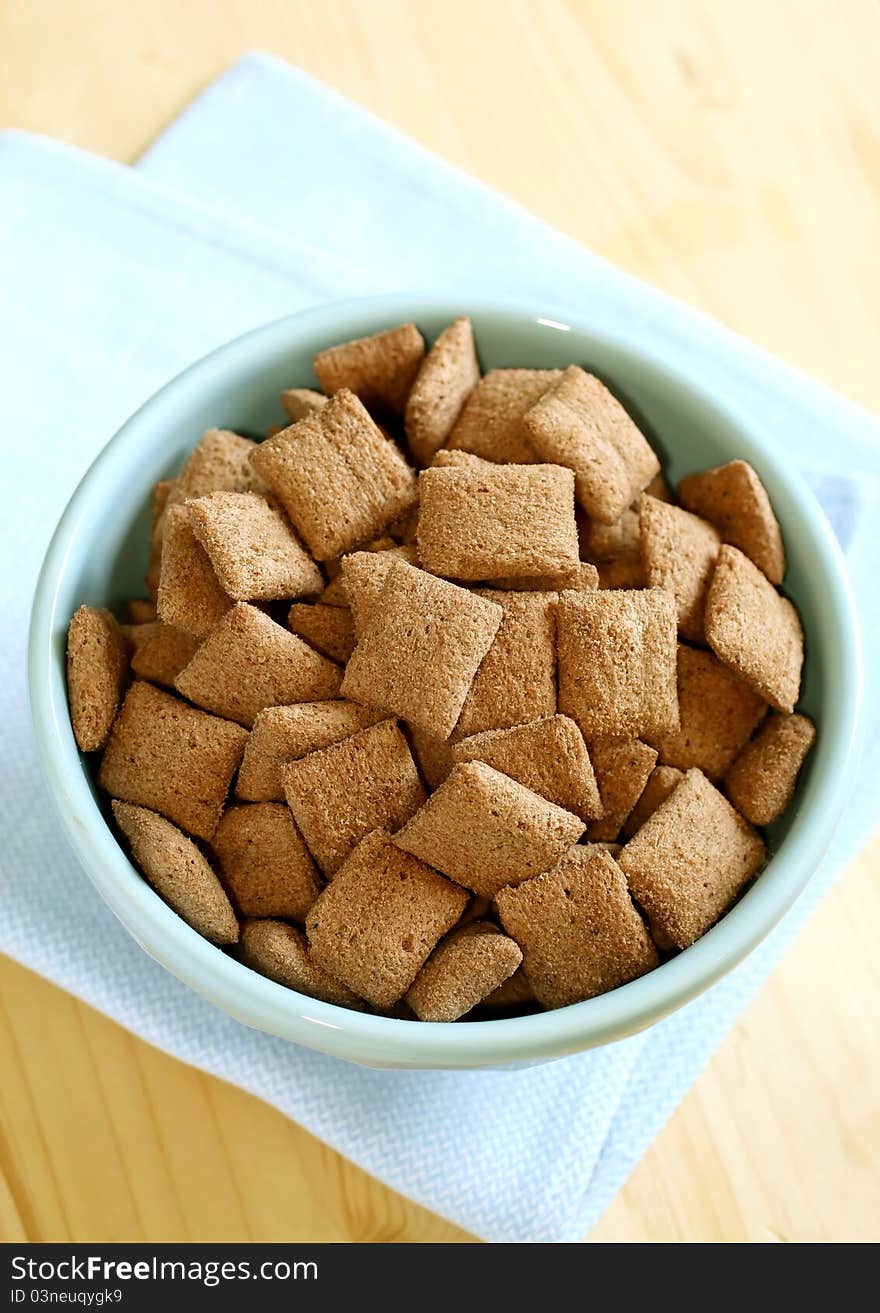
[[1, 53, 878, 1243]]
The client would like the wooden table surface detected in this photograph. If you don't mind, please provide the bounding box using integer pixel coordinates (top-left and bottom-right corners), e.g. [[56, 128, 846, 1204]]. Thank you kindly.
[[2, 0, 878, 1244]]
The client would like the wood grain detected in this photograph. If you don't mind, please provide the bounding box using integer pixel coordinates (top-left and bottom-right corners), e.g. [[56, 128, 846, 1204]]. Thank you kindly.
[[1, 0, 878, 1243]]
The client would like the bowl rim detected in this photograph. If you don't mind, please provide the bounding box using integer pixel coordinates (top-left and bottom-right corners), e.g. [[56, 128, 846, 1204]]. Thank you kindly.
[[28, 293, 862, 1067]]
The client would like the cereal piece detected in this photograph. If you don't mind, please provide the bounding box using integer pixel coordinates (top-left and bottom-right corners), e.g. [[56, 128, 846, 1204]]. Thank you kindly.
[[724, 712, 816, 825], [112, 801, 238, 944], [621, 765, 684, 840], [407, 725, 456, 790], [596, 553, 644, 590], [319, 573, 350, 608], [579, 504, 640, 562], [495, 848, 659, 1008], [339, 545, 420, 632], [389, 501, 420, 544], [417, 464, 579, 580], [283, 719, 426, 875], [211, 803, 321, 920], [187, 491, 323, 601], [156, 505, 232, 638], [617, 768, 766, 948], [487, 561, 599, 592], [306, 830, 468, 1007], [280, 387, 327, 422], [524, 366, 660, 523], [557, 589, 679, 740], [452, 716, 602, 821], [645, 472, 671, 503], [175, 604, 340, 727], [448, 368, 562, 464], [239, 919, 363, 1008], [99, 683, 248, 840], [250, 390, 418, 561], [679, 459, 785, 584], [453, 591, 556, 739], [639, 494, 721, 642], [119, 621, 159, 655], [150, 478, 174, 534], [648, 645, 767, 781], [405, 316, 480, 466], [145, 479, 174, 598], [586, 737, 658, 841], [430, 449, 493, 470], [393, 761, 585, 898], [705, 546, 803, 712], [405, 922, 523, 1021], [313, 323, 425, 414], [125, 599, 156, 624], [66, 605, 128, 752], [166, 429, 265, 510], [236, 700, 383, 801], [130, 623, 201, 690], [287, 603, 355, 663], [341, 560, 503, 739], [481, 967, 536, 1011]]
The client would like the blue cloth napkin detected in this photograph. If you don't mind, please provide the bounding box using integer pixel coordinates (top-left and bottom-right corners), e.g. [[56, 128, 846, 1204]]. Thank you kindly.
[[1, 53, 878, 1243]]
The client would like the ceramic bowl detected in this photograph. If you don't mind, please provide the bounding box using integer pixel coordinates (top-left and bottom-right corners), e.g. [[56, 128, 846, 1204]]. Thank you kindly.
[[29, 295, 861, 1068]]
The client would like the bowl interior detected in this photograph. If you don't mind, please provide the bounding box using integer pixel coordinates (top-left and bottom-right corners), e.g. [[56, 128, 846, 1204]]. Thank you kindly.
[[32, 298, 859, 1068]]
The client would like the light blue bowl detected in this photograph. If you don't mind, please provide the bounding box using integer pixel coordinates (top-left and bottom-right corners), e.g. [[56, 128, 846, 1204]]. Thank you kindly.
[[28, 296, 861, 1069]]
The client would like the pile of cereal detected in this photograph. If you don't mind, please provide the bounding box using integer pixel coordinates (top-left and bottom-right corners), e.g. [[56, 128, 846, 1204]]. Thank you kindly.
[[66, 318, 815, 1020]]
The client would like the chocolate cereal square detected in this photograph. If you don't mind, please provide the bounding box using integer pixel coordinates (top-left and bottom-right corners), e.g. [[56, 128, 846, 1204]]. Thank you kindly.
[[187, 491, 323, 601], [621, 765, 684, 840], [236, 700, 383, 802], [452, 716, 602, 822], [724, 712, 816, 826], [586, 737, 658, 841], [447, 368, 562, 464], [487, 561, 599, 593], [250, 389, 418, 561], [211, 802, 321, 921], [283, 719, 426, 875], [313, 322, 425, 415], [405, 923, 523, 1021], [339, 545, 420, 633], [239, 919, 363, 1008], [99, 682, 248, 840], [679, 459, 785, 584], [648, 644, 767, 781], [417, 463, 579, 580], [406, 725, 456, 790], [557, 589, 679, 740], [639, 494, 721, 642], [165, 429, 265, 510], [405, 316, 480, 466], [705, 546, 803, 712], [340, 560, 503, 739], [617, 767, 766, 948], [280, 388, 327, 423], [156, 505, 232, 638], [66, 605, 128, 752], [393, 760, 585, 898], [112, 800, 238, 943], [524, 366, 660, 523], [305, 829, 468, 1008], [453, 591, 557, 740], [287, 603, 355, 664], [175, 603, 341, 727], [495, 848, 659, 1009], [130, 623, 201, 690]]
